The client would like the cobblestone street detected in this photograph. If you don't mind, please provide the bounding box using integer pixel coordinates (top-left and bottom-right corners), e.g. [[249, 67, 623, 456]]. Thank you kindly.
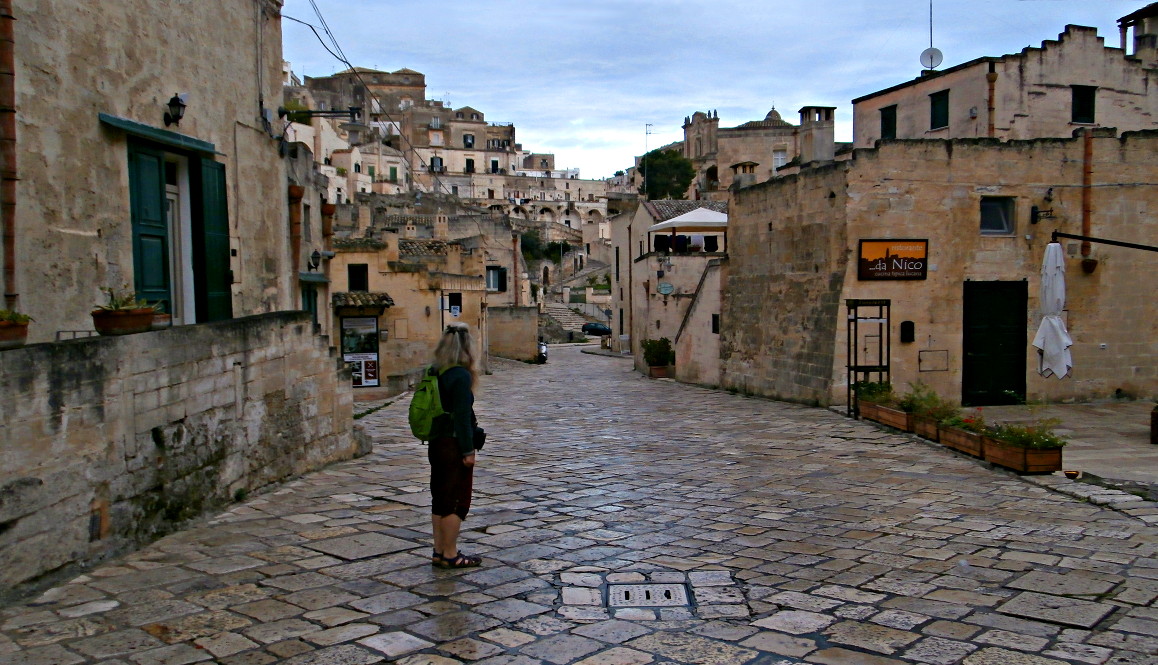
[[3, 345, 1157, 665]]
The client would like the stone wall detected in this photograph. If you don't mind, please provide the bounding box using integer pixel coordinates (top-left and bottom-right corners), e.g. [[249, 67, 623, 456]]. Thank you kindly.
[[674, 261, 723, 388], [487, 306, 540, 362], [721, 165, 849, 404], [0, 313, 369, 599]]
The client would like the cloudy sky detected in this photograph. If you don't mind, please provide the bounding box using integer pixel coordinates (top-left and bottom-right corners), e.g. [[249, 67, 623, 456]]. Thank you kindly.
[[281, 0, 1143, 179]]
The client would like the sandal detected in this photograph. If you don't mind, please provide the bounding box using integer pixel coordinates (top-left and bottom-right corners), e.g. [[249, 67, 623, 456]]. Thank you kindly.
[[435, 551, 482, 568]]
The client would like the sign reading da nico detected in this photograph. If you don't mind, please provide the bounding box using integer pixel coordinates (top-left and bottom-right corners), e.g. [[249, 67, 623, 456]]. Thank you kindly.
[[858, 239, 928, 280]]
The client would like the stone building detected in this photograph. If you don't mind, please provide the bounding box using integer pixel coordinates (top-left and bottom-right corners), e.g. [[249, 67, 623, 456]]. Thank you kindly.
[[610, 200, 728, 366], [722, 129, 1157, 407], [289, 67, 611, 246], [0, 0, 366, 596], [680, 106, 840, 200], [852, 19, 1158, 147]]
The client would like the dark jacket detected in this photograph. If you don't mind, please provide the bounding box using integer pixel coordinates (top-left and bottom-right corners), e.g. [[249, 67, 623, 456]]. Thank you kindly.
[[431, 365, 476, 456]]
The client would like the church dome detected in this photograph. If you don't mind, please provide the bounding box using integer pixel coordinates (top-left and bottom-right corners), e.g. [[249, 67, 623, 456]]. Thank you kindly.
[[765, 107, 783, 123]]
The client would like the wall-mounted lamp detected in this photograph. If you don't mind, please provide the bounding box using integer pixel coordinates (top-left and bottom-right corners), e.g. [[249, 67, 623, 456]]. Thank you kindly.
[[308, 250, 321, 271], [164, 93, 187, 127], [1044, 187, 1053, 203]]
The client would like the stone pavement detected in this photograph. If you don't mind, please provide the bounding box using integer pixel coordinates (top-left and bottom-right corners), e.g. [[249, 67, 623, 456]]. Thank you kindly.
[[2, 345, 1157, 665]]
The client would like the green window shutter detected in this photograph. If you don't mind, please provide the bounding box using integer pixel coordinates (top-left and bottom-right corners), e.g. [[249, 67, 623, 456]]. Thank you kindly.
[[128, 143, 171, 310], [195, 159, 233, 321]]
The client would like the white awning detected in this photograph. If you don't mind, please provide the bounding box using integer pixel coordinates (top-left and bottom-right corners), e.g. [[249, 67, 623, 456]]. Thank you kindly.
[[647, 208, 728, 232]]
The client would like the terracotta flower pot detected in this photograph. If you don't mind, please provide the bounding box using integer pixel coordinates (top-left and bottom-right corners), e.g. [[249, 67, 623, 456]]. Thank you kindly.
[[938, 426, 983, 457], [647, 365, 672, 379], [151, 313, 172, 330], [91, 308, 155, 336], [0, 320, 28, 349], [982, 436, 1063, 474]]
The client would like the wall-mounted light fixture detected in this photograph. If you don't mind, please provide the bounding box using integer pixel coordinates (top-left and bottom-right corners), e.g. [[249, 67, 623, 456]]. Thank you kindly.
[[164, 93, 187, 127], [1044, 187, 1053, 202], [308, 250, 322, 271]]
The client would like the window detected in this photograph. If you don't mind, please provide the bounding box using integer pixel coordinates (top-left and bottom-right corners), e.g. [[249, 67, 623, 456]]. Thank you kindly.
[[430, 156, 443, 172], [980, 196, 1015, 235], [389, 166, 397, 182], [451, 186, 458, 196], [465, 158, 475, 174], [447, 292, 462, 314], [430, 117, 442, 129], [615, 247, 620, 281], [712, 314, 720, 334], [353, 163, 361, 173], [367, 165, 375, 177], [485, 266, 507, 292], [463, 134, 474, 148], [880, 105, 897, 140], [773, 149, 787, 169], [1072, 85, 1096, 124], [429, 131, 443, 146], [930, 90, 949, 130], [348, 264, 369, 291], [490, 159, 499, 174]]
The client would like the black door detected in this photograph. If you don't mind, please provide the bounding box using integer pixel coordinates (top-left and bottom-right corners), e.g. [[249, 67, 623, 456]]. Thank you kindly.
[[962, 281, 1027, 406]]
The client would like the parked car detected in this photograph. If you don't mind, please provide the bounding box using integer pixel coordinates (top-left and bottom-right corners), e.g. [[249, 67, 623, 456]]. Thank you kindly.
[[582, 322, 612, 336]]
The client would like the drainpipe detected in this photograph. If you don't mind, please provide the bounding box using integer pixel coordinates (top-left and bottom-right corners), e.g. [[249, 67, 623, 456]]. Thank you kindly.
[[0, 1, 16, 310], [986, 62, 997, 138], [512, 233, 520, 306], [1081, 129, 1093, 257]]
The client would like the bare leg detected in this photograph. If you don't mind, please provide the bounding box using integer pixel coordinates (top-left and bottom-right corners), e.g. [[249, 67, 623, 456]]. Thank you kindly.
[[431, 514, 444, 558], [434, 514, 462, 558]]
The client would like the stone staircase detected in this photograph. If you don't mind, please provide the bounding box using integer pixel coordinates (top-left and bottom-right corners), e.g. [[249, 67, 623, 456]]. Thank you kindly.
[[544, 302, 593, 332]]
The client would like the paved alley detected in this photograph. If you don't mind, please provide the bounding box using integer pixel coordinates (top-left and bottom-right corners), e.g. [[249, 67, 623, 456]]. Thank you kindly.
[[2, 345, 1157, 665]]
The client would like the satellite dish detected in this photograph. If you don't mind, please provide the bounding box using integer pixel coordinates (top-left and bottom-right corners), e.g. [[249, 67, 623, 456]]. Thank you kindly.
[[920, 47, 943, 70]]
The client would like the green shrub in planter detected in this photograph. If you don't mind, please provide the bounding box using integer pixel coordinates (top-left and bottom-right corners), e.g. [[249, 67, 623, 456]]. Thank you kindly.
[[641, 337, 674, 367]]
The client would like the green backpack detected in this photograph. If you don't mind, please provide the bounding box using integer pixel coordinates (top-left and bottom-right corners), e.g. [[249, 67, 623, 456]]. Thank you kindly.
[[409, 366, 449, 441]]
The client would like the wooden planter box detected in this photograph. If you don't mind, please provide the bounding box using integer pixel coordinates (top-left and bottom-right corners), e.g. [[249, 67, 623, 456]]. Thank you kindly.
[[912, 415, 940, 442], [858, 401, 912, 432], [983, 436, 1063, 474], [938, 426, 983, 457]]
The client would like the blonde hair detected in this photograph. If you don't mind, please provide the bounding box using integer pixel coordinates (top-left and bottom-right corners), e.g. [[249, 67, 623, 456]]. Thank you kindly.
[[433, 321, 478, 387]]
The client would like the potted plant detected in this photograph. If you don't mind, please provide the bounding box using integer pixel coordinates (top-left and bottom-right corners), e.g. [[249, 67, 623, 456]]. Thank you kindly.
[[91, 285, 157, 336], [898, 383, 958, 442], [0, 309, 32, 349], [642, 337, 674, 378], [982, 418, 1066, 474], [938, 408, 986, 457], [150, 303, 172, 330], [854, 381, 911, 431]]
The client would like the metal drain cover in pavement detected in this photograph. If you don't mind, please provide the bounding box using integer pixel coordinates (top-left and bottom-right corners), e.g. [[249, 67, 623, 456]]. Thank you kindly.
[[607, 583, 690, 607]]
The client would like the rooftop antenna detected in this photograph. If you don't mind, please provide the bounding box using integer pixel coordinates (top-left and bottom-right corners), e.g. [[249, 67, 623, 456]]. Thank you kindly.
[[920, 0, 943, 70]]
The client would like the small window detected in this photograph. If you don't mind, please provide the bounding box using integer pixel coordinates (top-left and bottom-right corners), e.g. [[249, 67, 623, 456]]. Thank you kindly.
[[490, 159, 499, 173], [485, 266, 507, 292], [389, 166, 398, 182], [711, 314, 720, 334], [465, 158, 475, 173], [353, 163, 361, 173], [348, 264, 369, 292], [463, 134, 475, 148], [773, 149, 787, 169], [980, 196, 1015, 235], [1072, 85, 1096, 124], [880, 105, 897, 140], [930, 90, 949, 130]]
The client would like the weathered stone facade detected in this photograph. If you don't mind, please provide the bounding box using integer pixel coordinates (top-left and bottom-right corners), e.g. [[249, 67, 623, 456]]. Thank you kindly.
[[0, 312, 367, 599], [10, 0, 291, 338], [853, 24, 1158, 148], [723, 131, 1158, 406], [487, 305, 540, 362]]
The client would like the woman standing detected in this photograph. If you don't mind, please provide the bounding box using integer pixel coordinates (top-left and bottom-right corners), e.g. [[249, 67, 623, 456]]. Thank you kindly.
[[428, 322, 483, 568]]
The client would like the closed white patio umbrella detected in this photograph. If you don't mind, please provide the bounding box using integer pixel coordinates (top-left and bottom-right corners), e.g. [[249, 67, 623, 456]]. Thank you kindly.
[[1032, 242, 1073, 378]]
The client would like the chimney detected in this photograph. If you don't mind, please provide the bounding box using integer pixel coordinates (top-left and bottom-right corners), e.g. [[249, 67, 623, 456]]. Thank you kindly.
[[797, 106, 836, 164], [434, 214, 449, 240]]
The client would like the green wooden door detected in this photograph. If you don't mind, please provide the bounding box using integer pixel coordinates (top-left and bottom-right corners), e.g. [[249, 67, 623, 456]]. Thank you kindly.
[[128, 144, 171, 310], [962, 281, 1027, 406], [194, 159, 233, 321]]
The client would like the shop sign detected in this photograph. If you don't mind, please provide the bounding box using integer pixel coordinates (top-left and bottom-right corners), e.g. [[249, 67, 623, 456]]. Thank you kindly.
[[858, 239, 928, 280], [341, 317, 380, 387]]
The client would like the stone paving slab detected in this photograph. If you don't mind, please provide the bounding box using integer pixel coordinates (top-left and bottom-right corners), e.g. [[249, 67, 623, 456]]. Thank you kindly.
[[2, 347, 1158, 664]]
